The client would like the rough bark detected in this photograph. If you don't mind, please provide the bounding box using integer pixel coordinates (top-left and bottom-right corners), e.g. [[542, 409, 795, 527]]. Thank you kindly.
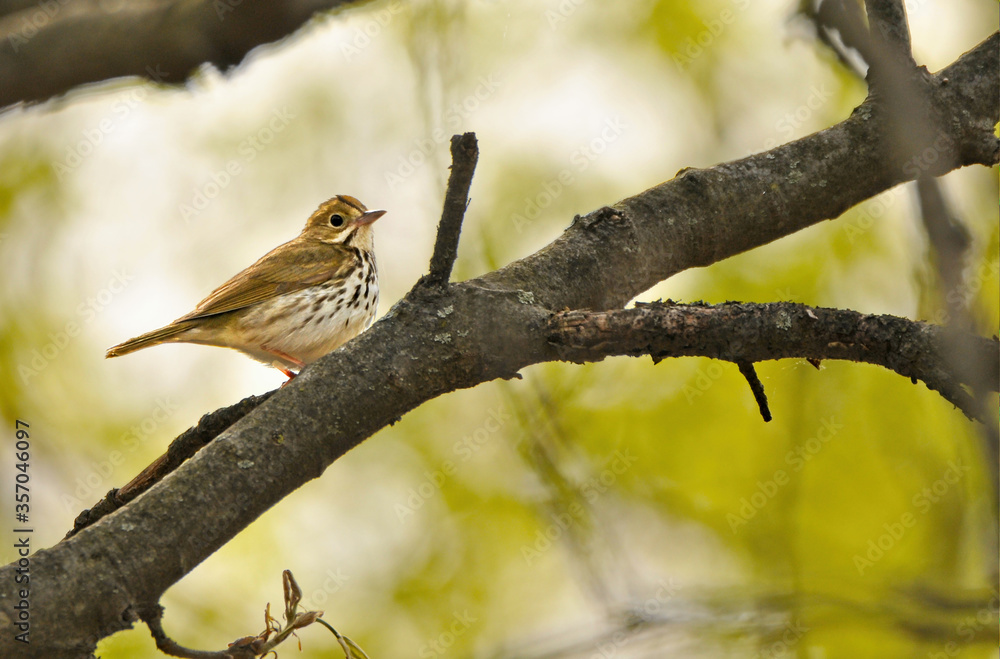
[[549, 301, 999, 423]]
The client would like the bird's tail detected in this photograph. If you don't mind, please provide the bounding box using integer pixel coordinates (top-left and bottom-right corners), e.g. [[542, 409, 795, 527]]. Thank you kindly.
[[105, 322, 192, 358]]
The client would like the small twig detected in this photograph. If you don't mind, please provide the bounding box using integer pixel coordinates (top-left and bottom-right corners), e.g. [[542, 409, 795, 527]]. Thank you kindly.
[[140, 571, 365, 659], [67, 392, 273, 537], [425, 132, 479, 287], [316, 619, 371, 659], [736, 360, 772, 422], [140, 605, 255, 659]]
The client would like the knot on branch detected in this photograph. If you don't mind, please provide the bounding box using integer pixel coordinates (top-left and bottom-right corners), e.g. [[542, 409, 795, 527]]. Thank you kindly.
[[572, 205, 630, 232]]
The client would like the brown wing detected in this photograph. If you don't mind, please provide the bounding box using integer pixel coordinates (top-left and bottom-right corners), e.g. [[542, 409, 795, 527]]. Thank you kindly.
[[175, 240, 358, 321]]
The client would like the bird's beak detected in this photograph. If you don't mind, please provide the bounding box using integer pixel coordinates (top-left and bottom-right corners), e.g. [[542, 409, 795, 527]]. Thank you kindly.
[[357, 209, 387, 226]]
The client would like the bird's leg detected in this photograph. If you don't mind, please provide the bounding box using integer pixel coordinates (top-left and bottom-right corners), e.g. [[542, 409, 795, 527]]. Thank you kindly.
[[265, 347, 305, 382]]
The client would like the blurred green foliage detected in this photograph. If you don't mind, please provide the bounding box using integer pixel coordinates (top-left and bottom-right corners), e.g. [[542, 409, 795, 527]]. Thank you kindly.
[[0, 0, 997, 657]]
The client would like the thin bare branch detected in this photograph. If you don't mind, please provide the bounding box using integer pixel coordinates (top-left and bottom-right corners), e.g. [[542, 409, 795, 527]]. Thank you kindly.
[[735, 361, 772, 422], [140, 605, 255, 659], [548, 302, 998, 423], [425, 132, 479, 287]]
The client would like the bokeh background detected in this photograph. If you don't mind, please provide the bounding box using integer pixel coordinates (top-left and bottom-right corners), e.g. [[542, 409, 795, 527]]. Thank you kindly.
[[0, 0, 997, 657]]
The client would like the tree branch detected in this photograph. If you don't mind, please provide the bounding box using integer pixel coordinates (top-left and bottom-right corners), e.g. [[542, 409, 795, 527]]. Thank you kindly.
[[424, 132, 479, 287], [735, 360, 772, 422], [547, 302, 999, 423], [140, 605, 254, 659], [68, 131, 479, 536], [863, 3, 997, 505], [0, 0, 372, 110], [865, 0, 915, 70], [1, 32, 996, 659]]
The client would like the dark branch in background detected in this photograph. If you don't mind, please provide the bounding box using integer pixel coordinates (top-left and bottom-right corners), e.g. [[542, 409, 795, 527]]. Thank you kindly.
[[0, 0, 373, 110], [806, 0, 873, 77], [864, 0, 915, 69], [863, 0, 933, 161], [1, 30, 996, 658], [863, 0, 998, 510], [806, 1, 997, 542], [425, 133, 479, 286], [548, 302, 999, 424], [915, 176, 971, 323]]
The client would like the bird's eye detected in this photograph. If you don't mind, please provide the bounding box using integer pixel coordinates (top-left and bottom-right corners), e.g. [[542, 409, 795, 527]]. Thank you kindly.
[[330, 214, 345, 227]]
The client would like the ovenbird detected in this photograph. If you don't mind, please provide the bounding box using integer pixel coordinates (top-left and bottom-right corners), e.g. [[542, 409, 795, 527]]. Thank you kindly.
[[106, 195, 386, 378]]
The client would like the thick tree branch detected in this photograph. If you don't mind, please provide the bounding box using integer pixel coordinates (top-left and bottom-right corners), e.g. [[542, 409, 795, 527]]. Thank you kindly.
[[548, 302, 999, 423], [1, 32, 996, 659], [485, 35, 997, 314], [0, 0, 372, 110]]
